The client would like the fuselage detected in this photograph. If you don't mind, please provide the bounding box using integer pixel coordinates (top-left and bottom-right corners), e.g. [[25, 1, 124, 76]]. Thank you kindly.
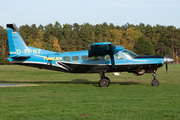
[[6, 23, 174, 87], [8, 46, 164, 74]]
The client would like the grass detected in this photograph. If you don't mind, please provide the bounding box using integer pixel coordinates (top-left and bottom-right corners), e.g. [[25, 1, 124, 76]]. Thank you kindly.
[[0, 65, 180, 119]]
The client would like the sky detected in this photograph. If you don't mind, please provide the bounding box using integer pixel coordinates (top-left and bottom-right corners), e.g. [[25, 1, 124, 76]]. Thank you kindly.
[[0, 0, 180, 28]]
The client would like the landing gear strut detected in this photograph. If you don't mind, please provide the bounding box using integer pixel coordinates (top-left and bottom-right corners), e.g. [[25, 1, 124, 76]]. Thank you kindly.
[[151, 70, 159, 86], [99, 72, 110, 87]]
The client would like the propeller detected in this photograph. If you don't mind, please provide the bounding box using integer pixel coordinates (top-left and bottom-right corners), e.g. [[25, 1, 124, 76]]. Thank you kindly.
[[166, 63, 168, 74], [164, 40, 174, 74], [165, 40, 168, 74]]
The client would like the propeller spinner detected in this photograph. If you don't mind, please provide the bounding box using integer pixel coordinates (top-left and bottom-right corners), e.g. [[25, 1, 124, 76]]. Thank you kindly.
[[163, 57, 174, 74]]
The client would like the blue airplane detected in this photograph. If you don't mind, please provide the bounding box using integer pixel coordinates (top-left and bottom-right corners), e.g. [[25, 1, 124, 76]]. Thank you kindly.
[[6, 23, 174, 87]]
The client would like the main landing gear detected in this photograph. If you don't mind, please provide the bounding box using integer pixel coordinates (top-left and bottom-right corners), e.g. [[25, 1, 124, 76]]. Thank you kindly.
[[98, 70, 159, 87], [151, 70, 159, 86], [99, 72, 110, 87]]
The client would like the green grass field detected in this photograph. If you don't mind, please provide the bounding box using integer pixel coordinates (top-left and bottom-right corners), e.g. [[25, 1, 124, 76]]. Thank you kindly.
[[0, 65, 180, 120]]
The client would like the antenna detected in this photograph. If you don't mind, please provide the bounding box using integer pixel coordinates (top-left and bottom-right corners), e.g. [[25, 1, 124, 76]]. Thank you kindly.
[[55, 48, 60, 55]]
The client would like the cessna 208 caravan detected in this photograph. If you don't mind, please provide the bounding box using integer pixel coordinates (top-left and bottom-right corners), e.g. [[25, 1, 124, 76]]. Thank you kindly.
[[7, 23, 173, 87]]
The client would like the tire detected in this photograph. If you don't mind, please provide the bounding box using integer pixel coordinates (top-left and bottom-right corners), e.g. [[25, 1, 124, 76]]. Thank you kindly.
[[151, 79, 159, 86], [104, 77, 110, 84], [99, 78, 110, 87]]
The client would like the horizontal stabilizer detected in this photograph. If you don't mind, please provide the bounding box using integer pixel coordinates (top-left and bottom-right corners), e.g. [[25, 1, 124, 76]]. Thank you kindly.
[[10, 55, 30, 58]]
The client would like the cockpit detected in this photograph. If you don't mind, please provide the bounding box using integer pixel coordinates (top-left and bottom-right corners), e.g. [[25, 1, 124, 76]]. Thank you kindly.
[[121, 50, 137, 59]]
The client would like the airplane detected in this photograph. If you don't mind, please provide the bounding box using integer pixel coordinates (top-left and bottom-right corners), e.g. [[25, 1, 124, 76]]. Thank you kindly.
[[6, 23, 174, 87]]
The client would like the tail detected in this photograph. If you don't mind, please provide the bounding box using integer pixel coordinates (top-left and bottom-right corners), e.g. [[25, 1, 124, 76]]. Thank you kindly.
[[7, 23, 30, 58]]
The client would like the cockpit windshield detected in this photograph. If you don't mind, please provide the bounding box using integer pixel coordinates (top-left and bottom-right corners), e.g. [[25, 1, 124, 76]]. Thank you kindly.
[[121, 50, 137, 59]]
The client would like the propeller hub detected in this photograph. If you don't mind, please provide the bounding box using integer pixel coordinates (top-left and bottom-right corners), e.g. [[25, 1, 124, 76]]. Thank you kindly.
[[163, 57, 174, 64]]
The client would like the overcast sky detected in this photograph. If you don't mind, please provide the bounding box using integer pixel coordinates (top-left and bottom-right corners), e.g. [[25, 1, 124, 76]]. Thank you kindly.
[[1, 0, 180, 28]]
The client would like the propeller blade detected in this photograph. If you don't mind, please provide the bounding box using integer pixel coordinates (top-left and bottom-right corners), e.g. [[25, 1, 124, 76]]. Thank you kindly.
[[166, 63, 168, 74], [165, 40, 167, 57], [165, 40, 168, 74]]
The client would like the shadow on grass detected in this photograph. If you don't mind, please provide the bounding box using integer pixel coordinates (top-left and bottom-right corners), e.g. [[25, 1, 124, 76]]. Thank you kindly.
[[0, 79, 139, 86]]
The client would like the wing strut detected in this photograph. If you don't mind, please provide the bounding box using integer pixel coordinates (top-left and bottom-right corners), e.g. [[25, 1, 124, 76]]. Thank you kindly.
[[109, 44, 115, 70]]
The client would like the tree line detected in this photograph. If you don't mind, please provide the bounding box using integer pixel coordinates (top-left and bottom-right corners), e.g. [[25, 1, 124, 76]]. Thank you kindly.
[[0, 21, 180, 64]]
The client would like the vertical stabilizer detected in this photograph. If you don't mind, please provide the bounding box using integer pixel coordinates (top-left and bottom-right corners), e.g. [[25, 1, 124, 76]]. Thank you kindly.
[[7, 24, 30, 58]]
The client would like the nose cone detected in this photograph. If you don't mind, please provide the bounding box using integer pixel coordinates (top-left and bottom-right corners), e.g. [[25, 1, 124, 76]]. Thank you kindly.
[[164, 57, 174, 64]]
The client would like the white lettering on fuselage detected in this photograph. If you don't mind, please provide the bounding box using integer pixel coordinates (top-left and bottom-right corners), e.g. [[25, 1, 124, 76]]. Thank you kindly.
[[16, 49, 41, 54]]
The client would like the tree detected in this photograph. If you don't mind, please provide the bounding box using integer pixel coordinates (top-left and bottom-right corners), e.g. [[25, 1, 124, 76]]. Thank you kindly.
[[72, 23, 80, 48], [44, 23, 54, 43], [106, 29, 123, 45], [0, 26, 8, 64], [95, 24, 103, 43], [31, 24, 38, 39], [28, 29, 44, 49], [91, 31, 96, 43], [54, 21, 62, 40], [61, 24, 72, 51], [53, 38, 63, 52], [122, 27, 142, 51], [134, 37, 155, 55], [19, 24, 31, 44], [145, 25, 156, 45], [79, 23, 93, 50], [38, 24, 44, 31]]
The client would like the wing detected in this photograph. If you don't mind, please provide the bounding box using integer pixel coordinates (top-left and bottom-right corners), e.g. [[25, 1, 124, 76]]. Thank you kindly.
[[88, 42, 124, 69]]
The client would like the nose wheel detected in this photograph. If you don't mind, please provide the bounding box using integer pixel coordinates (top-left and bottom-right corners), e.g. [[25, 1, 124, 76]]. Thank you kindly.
[[151, 79, 159, 86], [99, 72, 110, 87], [151, 70, 159, 86]]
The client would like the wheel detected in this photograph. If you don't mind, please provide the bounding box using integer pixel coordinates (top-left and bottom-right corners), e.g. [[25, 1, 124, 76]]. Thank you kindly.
[[104, 77, 110, 84], [151, 79, 159, 86], [99, 78, 110, 87]]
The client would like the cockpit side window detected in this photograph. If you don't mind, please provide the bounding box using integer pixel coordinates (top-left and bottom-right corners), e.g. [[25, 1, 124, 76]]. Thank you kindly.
[[116, 54, 124, 59], [121, 50, 137, 59]]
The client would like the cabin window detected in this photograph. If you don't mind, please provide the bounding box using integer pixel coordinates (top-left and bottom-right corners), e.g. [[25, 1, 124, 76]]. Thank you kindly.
[[104, 55, 110, 60], [63, 56, 70, 61], [72, 56, 79, 61], [81, 56, 88, 61], [90, 56, 100, 61], [116, 54, 124, 59]]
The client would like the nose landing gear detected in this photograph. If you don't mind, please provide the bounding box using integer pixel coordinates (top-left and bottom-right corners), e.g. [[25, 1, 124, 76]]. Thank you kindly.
[[151, 70, 159, 86]]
